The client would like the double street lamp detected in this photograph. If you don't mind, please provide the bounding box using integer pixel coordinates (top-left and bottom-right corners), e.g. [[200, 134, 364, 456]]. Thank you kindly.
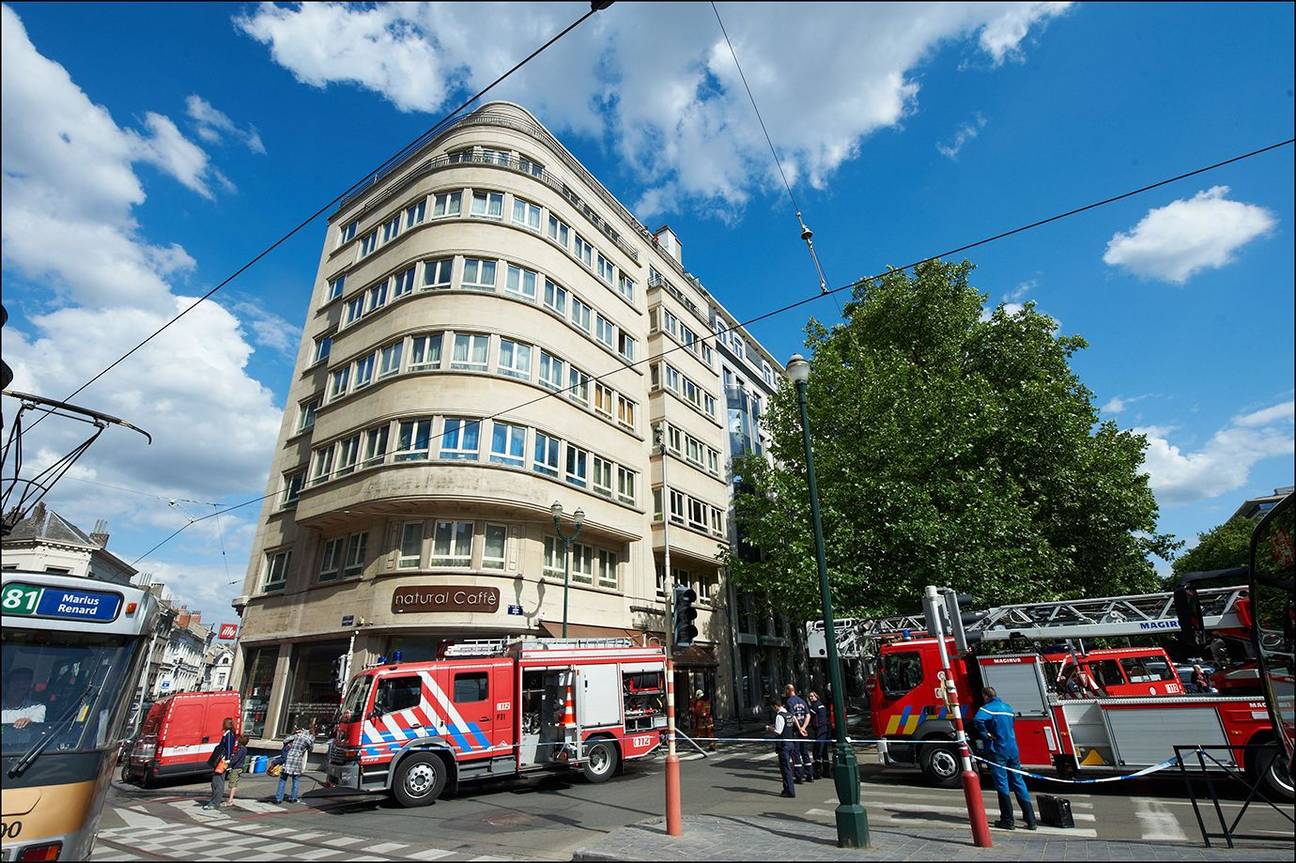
[[787, 353, 870, 848], [551, 501, 585, 638]]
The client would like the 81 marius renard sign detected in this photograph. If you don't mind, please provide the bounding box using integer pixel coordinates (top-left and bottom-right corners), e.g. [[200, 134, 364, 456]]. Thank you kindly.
[[1, 582, 123, 623]]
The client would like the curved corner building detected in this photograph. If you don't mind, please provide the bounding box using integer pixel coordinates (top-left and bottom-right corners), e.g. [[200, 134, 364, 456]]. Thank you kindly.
[[233, 103, 786, 742]]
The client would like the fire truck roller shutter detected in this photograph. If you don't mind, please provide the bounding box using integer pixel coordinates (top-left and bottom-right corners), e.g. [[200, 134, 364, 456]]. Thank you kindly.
[[977, 657, 1050, 717], [1101, 705, 1232, 767]]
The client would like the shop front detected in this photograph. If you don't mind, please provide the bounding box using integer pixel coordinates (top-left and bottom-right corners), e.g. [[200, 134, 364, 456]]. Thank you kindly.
[[281, 639, 350, 741]]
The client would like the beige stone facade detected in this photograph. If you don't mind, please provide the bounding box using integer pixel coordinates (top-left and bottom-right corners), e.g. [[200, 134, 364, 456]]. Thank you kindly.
[[232, 103, 783, 742]]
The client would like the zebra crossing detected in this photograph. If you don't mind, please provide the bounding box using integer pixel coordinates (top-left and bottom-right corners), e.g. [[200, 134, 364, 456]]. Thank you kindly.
[[91, 797, 508, 862]]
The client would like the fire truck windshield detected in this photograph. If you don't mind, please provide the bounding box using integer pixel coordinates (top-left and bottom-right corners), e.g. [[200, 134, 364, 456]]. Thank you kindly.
[[880, 650, 924, 699], [337, 677, 369, 724]]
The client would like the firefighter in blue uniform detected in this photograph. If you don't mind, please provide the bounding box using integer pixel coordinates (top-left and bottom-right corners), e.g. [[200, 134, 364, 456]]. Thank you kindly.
[[973, 686, 1038, 830], [765, 696, 797, 797], [782, 683, 813, 782], [807, 690, 831, 778]]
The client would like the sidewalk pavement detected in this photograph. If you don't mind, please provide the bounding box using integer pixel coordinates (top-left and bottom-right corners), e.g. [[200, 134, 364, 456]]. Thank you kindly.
[[570, 814, 1294, 861]]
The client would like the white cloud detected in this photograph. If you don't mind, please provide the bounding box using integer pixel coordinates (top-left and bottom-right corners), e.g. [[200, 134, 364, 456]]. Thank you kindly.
[[1103, 186, 1277, 284], [1, 4, 284, 619], [1102, 393, 1151, 415], [1137, 401, 1294, 506], [937, 112, 987, 159], [235, 1, 1071, 214], [233, 301, 301, 356], [1005, 279, 1035, 301], [186, 94, 267, 154]]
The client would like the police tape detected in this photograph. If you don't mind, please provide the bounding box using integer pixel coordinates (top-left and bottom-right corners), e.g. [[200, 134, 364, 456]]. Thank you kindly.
[[968, 753, 1180, 784]]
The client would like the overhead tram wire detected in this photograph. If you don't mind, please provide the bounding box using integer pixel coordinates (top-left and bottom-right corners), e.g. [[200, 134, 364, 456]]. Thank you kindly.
[[709, 1, 841, 316], [21, 2, 610, 441], [128, 135, 1294, 566]]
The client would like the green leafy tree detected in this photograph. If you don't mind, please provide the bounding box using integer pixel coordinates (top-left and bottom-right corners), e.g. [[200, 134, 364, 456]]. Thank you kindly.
[[727, 260, 1178, 621], [1171, 515, 1255, 577]]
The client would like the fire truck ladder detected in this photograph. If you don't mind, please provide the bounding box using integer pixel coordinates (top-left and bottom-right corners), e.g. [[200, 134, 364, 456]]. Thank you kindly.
[[808, 586, 1248, 659]]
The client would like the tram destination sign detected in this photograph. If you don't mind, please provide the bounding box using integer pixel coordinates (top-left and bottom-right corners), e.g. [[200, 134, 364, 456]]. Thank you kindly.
[[2, 582, 123, 623], [392, 585, 500, 614]]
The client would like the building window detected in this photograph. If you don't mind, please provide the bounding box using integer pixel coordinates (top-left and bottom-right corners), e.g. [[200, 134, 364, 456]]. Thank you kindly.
[[618, 274, 635, 303], [570, 297, 592, 333], [667, 425, 682, 454], [490, 421, 526, 467], [593, 383, 614, 418], [616, 466, 636, 505], [688, 498, 707, 531], [618, 332, 637, 362], [398, 522, 423, 569], [319, 538, 343, 582], [392, 265, 416, 298], [482, 524, 507, 570], [470, 191, 503, 218], [710, 506, 724, 536], [447, 149, 472, 164], [336, 434, 361, 475], [394, 418, 432, 461], [344, 294, 365, 326], [363, 425, 389, 466], [382, 214, 401, 243], [338, 220, 357, 246], [379, 341, 403, 378], [538, 351, 565, 390], [314, 335, 333, 364], [547, 215, 569, 248], [497, 338, 532, 379], [344, 531, 368, 577], [570, 543, 593, 584], [327, 275, 345, 301], [461, 258, 497, 290], [480, 147, 510, 166], [543, 536, 563, 575], [328, 367, 350, 401], [367, 279, 388, 314], [451, 333, 490, 371], [410, 333, 443, 370], [704, 393, 717, 417], [565, 445, 588, 488], [617, 396, 636, 430], [440, 417, 481, 461], [263, 550, 290, 591], [533, 431, 560, 477], [668, 489, 686, 525], [505, 264, 538, 300], [422, 258, 453, 292], [311, 445, 335, 485], [595, 314, 614, 349], [596, 253, 614, 283], [512, 197, 541, 231], [519, 155, 545, 177], [573, 234, 594, 267], [405, 199, 426, 228], [597, 549, 618, 589], [359, 229, 378, 257], [353, 352, 375, 389], [298, 399, 319, 432], [544, 279, 567, 315], [433, 190, 462, 217], [568, 367, 590, 405], [432, 521, 474, 567], [281, 471, 304, 506], [592, 456, 613, 497]]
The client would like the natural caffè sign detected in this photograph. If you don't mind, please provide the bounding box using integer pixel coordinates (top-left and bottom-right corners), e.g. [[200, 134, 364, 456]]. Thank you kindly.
[[391, 585, 500, 614]]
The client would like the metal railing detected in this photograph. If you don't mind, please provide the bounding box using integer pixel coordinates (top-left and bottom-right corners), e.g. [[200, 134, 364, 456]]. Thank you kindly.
[[1173, 743, 1294, 848]]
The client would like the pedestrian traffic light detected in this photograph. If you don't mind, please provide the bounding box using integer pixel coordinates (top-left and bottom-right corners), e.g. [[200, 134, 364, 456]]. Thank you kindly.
[[944, 591, 989, 654], [673, 584, 698, 648]]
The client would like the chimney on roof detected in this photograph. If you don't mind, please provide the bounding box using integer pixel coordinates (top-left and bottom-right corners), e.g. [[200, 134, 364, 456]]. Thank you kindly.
[[90, 519, 110, 548], [176, 606, 191, 628], [190, 612, 202, 624], [653, 226, 683, 265]]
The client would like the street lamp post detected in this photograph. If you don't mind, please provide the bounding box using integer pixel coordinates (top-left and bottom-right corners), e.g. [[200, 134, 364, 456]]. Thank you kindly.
[[787, 353, 870, 848], [550, 502, 585, 639]]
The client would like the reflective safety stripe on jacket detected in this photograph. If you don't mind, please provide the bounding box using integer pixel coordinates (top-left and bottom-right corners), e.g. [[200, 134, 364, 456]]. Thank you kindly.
[[972, 698, 1020, 761]]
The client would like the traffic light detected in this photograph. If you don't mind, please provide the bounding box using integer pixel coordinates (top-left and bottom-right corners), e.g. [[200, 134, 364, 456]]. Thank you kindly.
[[1174, 585, 1206, 649], [673, 584, 698, 648], [944, 592, 989, 654]]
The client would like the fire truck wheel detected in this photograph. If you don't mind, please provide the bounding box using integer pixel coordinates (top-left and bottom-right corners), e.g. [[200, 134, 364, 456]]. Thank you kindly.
[[919, 741, 960, 787], [393, 753, 447, 807], [1251, 744, 1294, 802], [581, 739, 619, 784]]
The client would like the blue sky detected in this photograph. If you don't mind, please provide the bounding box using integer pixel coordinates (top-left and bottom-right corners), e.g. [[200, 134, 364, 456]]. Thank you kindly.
[[2, 2, 1292, 622]]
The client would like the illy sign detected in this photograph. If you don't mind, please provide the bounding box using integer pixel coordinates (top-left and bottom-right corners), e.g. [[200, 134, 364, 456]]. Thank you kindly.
[[218, 623, 239, 640], [392, 585, 500, 614]]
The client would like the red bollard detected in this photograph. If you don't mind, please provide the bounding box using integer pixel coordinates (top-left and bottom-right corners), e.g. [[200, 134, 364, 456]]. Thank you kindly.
[[664, 658, 682, 836], [959, 741, 993, 848]]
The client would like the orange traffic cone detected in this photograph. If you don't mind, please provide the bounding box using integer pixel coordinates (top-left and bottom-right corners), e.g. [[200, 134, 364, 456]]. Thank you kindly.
[[562, 682, 576, 729]]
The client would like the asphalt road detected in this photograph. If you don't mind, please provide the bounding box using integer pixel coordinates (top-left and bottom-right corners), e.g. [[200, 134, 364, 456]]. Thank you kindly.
[[94, 746, 1294, 861]]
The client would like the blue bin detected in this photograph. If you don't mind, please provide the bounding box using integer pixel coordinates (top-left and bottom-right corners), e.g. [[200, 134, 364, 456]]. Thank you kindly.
[[251, 755, 268, 775]]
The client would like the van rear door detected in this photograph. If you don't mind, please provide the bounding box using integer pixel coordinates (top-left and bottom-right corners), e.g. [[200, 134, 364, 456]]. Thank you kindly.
[[161, 697, 208, 768]]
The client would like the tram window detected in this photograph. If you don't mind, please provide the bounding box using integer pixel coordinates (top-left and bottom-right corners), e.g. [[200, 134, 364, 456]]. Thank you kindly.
[[880, 651, 924, 699]]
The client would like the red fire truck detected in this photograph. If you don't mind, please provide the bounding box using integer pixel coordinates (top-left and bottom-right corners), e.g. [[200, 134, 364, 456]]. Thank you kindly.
[[325, 638, 668, 807], [810, 584, 1293, 800]]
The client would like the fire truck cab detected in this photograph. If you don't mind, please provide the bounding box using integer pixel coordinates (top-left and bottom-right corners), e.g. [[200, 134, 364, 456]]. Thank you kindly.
[[326, 638, 667, 807], [1041, 646, 1184, 699]]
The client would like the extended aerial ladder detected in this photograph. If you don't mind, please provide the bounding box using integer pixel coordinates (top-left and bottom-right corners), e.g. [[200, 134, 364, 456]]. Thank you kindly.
[[806, 585, 1249, 659]]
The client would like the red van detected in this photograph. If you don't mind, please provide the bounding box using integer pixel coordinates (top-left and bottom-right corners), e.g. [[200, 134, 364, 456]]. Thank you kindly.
[[121, 691, 241, 786]]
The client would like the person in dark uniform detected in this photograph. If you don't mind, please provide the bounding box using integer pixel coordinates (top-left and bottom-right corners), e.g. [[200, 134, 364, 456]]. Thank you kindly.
[[973, 686, 1038, 830], [765, 696, 796, 798], [807, 690, 831, 778], [783, 683, 813, 782]]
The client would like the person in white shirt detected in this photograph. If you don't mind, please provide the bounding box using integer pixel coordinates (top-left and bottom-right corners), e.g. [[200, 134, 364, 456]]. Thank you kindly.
[[2, 667, 47, 729], [764, 696, 796, 798]]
